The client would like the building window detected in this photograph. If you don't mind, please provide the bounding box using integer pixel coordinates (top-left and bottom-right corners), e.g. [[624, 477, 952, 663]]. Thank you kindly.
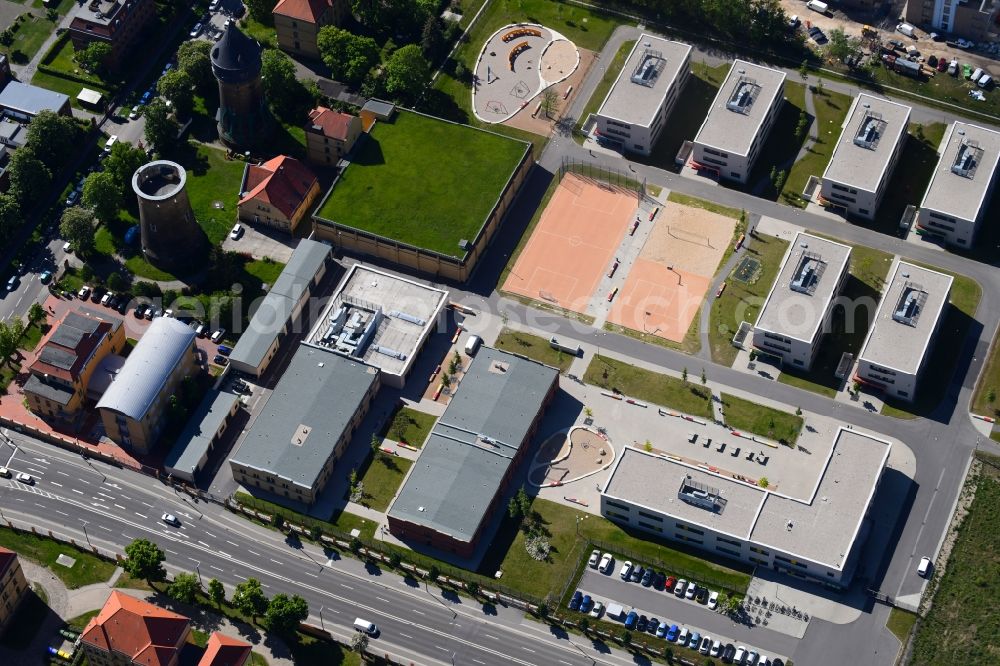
[[637, 511, 662, 522], [606, 499, 630, 511], [676, 523, 704, 536], [638, 521, 662, 532], [793, 359, 804, 366], [731, 171, 740, 178], [716, 545, 741, 557]]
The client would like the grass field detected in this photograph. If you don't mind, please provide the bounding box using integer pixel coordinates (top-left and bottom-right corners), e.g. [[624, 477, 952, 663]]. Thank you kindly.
[[871, 123, 947, 237], [910, 452, 1000, 665], [316, 110, 527, 257], [494, 329, 575, 372], [386, 406, 437, 448], [583, 355, 713, 419], [709, 233, 790, 366], [177, 143, 247, 246], [356, 454, 413, 512], [477, 497, 752, 600], [972, 330, 1000, 417], [887, 607, 918, 644], [781, 88, 853, 206], [0, 528, 115, 589], [777, 240, 894, 398], [573, 39, 636, 142], [2, 12, 57, 64], [66, 609, 100, 632], [244, 259, 285, 287], [720, 393, 802, 445], [746, 81, 810, 199]]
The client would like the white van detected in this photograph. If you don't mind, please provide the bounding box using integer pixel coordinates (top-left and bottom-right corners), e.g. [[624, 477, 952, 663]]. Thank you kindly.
[[979, 74, 993, 88], [353, 618, 378, 636], [103, 135, 118, 154], [972, 67, 984, 83], [917, 556, 932, 577], [464, 334, 482, 356], [948, 60, 958, 76], [806, 0, 828, 13], [896, 22, 916, 38]]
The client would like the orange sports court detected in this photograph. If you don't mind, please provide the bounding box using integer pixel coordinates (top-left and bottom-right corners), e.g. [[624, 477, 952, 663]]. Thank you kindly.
[[503, 172, 636, 312]]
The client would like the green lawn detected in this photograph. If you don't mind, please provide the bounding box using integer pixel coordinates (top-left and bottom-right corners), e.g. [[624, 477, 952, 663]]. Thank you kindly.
[[20, 320, 47, 352], [234, 492, 377, 540], [777, 239, 894, 398], [583, 355, 713, 419], [2, 12, 57, 64], [862, 58, 1000, 123], [720, 393, 802, 445], [910, 451, 1000, 665], [494, 329, 575, 372], [881, 266, 980, 418], [666, 192, 743, 219], [709, 233, 790, 366], [781, 88, 853, 206], [66, 609, 100, 632], [172, 142, 247, 245], [746, 82, 810, 199], [356, 454, 413, 512], [241, 17, 278, 48], [870, 123, 947, 236], [316, 110, 528, 257], [887, 607, 919, 644], [244, 259, 285, 286], [574, 39, 636, 142], [972, 328, 1000, 417], [386, 406, 437, 447], [0, 528, 115, 589], [478, 497, 752, 600]]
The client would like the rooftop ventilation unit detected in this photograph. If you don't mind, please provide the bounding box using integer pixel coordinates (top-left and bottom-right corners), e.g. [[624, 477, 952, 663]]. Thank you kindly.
[[892, 282, 927, 327], [726, 76, 760, 114], [853, 111, 886, 150], [951, 139, 983, 179], [789, 251, 826, 295], [678, 476, 727, 513], [630, 49, 666, 88]]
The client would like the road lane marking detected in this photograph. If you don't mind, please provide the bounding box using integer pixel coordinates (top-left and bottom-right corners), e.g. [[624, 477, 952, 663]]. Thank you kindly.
[[114, 504, 126, 510], [482, 634, 498, 640], [377, 597, 389, 603], [55, 510, 68, 517], [226, 540, 239, 547], [141, 502, 153, 508], [165, 549, 178, 555], [97, 525, 111, 531], [134, 512, 145, 518], [56, 471, 69, 477], [210, 565, 223, 572], [522, 647, 536, 653], [270, 559, 283, 565], [436, 646, 449, 652], [473, 660, 485, 665], [412, 609, 424, 615], [71, 489, 84, 495], [198, 541, 211, 547], [49, 482, 62, 487], [247, 550, 261, 556], [340, 584, 353, 590], [399, 632, 412, 639], [204, 531, 216, 538]]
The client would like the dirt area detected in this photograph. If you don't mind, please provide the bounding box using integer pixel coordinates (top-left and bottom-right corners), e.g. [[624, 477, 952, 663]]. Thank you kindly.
[[638, 201, 735, 277], [529, 426, 613, 486], [504, 48, 597, 136]]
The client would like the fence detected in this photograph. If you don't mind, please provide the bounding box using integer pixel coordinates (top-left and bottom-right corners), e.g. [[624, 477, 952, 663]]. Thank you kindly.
[[557, 156, 658, 207]]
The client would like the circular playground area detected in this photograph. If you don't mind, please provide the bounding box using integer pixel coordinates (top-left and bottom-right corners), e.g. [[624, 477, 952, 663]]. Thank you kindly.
[[528, 426, 615, 487], [472, 23, 580, 124]]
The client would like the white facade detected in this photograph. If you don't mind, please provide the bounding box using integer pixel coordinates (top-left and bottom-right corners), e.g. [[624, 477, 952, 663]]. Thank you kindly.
[[593, 35, 691, 156]]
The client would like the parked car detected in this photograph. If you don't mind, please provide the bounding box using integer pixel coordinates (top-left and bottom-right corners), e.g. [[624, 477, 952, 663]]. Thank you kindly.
[[598, 553, 614, 574], [65, 190, 80, 206], [700, 636, 712, 654], [150, 306, 164, 318], [216, 345, 232, 356], [666, 624, 680, 642], [588, 549, 600, 568], [211, 328, 226, 343], [711, 640, 723, 657], [641, 568, 654, 587], [161, 513, 180, 526], [589, 601, 604, 618], [624, 611, 638, 630], [568, 591, 582, 611], [664, 576, 677, 592], [724, 644, 737, 662], [580, 595, 593, 613], [129, 105, 141, 119], [140, 91, 153, 105], [656, 621, 669, 638], [6, 275, 18, 292], [688, 632, 701, 650], [697, 587, 710, 604], [100, 292, 113, 306], [686, 583, 698, 600], [230, 223, 244, 240], [653, 571, 665, 589], [936, 57, 948, 72], [213, 354, 229, 365], [134, 303, 147, 318], [619, 561, 633, 581], [0, 467, 10, 478], [629, 565, 643, 583], [647, 617, 659, 634], [677, 627, 689, 646], [788, 14, 799, 29], [15, 473, 33, 484], [39, 270, 52, 284], [674, 579, 687, 597], [747, 650, 760, 665], [758, 655, 771, 666], [190, 22, 203, 38], [917, 556, 932, 577], [708, 590, 719, 610], [78, 285, 91, 299], [636, 615, 648, 632]]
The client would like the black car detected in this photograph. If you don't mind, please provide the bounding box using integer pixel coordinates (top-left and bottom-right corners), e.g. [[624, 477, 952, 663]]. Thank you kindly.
[[90, 286, 106, 303], [116, 297, 130, 314], [629, 565, 644, 583], [134, 303, 147, 318], [723, 644, 736, 663], [641, 568, 654, 587], [647, 617, 659, 634], [213, 354, 229, 365], [653, 571, 666, 590], [636, 615, 648, 632], [697, 587, 710, 604], [772, 660, 784, 666]]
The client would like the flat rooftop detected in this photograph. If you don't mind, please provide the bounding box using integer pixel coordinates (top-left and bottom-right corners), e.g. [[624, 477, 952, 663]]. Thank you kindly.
[[754, 232, 852, 343], [388, 347, 558, 545], [858, 260, 952, 375], [749, 429, 890, 569], [596, 35, 691, 128], [693, 60, 786, 157], [164, 389, 240, 480], [603, 428, 889, 570], [229, 346, 378, 491], [822, 94, 911, 193], [919, 122, 1000, 223], [305, 265, 447, 380]]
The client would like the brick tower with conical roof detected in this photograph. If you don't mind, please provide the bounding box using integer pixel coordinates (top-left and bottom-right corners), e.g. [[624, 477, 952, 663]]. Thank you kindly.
[[211, 22, 273, 148]]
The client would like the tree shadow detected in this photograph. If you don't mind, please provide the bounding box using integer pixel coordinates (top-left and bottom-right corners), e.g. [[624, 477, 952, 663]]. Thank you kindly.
[[350, 134, 385, 167], [364, 561, 382, 576], [441, 588, 461, 604]]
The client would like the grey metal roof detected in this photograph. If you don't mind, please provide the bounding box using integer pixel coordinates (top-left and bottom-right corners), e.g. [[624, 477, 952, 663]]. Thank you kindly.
[[919, 121, 1000, 224], [822, 94, 911, 193], [0, 82, 70, 116], [361, 99, 395, 118], [388, 347, 558, 544], [165, 389, 240, 480], [228, 240, 330, 371], [50, 311, 101, 349], [210, 23, 262, 82], [38, 346, 77, 371], [96, 317, 195, 420], [230, 345, 378, 491], [23, 374, 74, 406]]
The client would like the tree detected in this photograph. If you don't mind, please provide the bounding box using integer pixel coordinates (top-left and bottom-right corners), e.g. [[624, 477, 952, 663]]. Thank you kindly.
[[427, 565, 439, 581], [244, 0, 273, 23], [167, 572, 200, 603], [466, 581, 479, 598], [232, 578, 268, 622], [123, 538, 166, 585], [826, 28, 860, 63], [540, 88, 559, 119], [83, 171, 123, 224], [317, 27, 380, 86], [265, 593, 309, 637], [0, 194, 20, 238], [988, 388, 997, 404], [774, 169, 787, 194], [536, 601, 549, 619], [157, 69, 194, 119], [60, 207, 97, 257], [681, 367, 688, 384], [700, 368, 707, 386], [177, 40, 213, 89], [103, 142, 147, 187], [507, 494, 523, 521], [619, 629, 632, 645], [758, 477, 770, 488], [7, 149, 51, 206], [143, 99, 178, 152], [28, 303, 46, 326], [350, 631, 369, 656], [798, 59, 809, 81], [421, 15, 446, 59], [384, 45, 430, 102], [107, 272, 125, 292], [261, 49, 310, 121], [390, 414, 408, 443], [25, 110, 81, 171], [370, 432, 382, 456], [77, 41, 112, 75], [578, 617, 590, 634], [208, 578, 226, 606], [0, 321, 22, 368]]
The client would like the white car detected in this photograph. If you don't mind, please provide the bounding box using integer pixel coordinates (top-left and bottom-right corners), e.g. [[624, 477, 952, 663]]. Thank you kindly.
[[129, 105, 140, 120], [711, 641, 723, 657], [588, 549, 600, 568], [0, 467, 10, 479], [589, 601, 604, 618], [619, 561, 633, 581], [685, 582, 697, 599], [161, 513, 180, 526], [15, 473, 33, 485], [63, 242, 73, 253], [230, 223, 243, 240], [708, 590, 719, 610], [917, 556, 932, 577], [78, 285, 91, 299], [189, 22, 203, 38], [674, 579, 687, 597], [598, 552, 613, 574], [758, 655, 771, 666]]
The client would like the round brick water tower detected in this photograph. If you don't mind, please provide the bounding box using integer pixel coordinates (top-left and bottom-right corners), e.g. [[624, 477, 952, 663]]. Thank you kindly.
[[211, 22, 272, 149], [132, 160, 205, 271]]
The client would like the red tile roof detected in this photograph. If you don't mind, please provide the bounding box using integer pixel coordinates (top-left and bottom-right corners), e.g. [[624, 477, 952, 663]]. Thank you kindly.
[[307, 106, 356, 141], [239, 155, 318, 221], [81, 591, 190, 666], [0, 547, 17, 579], [272, 0, 333, 22], [198, 632, 251, 666]]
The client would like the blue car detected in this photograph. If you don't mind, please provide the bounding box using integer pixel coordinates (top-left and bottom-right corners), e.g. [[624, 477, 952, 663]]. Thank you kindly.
[[140, 91, 152, 105], [688, 631, 701, 649], [656, 621, 669, 638], [666, 624, 679, 642], [568, 591, 582, 611], [624, 611, 638, 630], [580, 595, 592, 613]]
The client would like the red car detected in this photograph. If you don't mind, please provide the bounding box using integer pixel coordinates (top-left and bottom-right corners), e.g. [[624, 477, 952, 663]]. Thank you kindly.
[[664, 576, 677, 592]]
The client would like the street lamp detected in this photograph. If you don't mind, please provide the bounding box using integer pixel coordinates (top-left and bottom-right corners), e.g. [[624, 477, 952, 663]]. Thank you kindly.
[[191, 559, 203, 587], [80, 519, 92, 547], [319, 605, 325, 631]]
